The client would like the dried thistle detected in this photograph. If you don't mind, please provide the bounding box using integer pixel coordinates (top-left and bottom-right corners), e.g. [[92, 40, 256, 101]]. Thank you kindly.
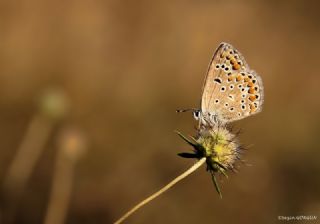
[[114, 125, 244, 224], [176, 123, 242, 198]]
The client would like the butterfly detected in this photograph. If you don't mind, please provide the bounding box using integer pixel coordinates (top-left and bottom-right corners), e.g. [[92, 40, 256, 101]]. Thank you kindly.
[[176, 43, 264, 197], [179, 42, 264, 127]]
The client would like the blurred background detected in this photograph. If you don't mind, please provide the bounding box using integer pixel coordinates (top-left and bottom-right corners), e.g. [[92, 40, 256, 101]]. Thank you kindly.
[[0, 0, 319, 223]]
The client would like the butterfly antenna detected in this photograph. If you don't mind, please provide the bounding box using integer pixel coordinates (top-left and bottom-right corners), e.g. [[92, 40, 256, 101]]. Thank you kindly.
[[176, 108, 198, 113]]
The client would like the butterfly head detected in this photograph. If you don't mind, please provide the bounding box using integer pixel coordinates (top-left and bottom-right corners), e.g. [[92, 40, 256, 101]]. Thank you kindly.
[[192, 110, 201, 120]]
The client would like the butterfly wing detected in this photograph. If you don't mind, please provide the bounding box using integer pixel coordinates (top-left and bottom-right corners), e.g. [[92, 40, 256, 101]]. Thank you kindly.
[[201, 43, 264, 123]]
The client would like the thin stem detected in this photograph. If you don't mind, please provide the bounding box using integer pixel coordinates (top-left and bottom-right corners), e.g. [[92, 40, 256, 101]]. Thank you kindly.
[[44, 127, 86, 224], [3, 115, 54, 194], [114, 157, 206, 224], [2, 115, 54, 224], [43, 142, 75, 224]]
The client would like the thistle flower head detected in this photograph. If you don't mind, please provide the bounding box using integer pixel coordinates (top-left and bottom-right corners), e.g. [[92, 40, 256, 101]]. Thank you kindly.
[[58, 127, 87, 162], [177, 124, 242, 197], [196, 127, 239, 171], [39, 88, 69, 120]]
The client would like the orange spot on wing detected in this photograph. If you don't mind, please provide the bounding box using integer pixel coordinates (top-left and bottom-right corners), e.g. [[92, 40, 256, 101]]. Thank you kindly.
[[228, 74, 235, 82], [236, 75, 242, 81], [249, 95, 256, 101], [232, 63, 241, 70], [247, 82, 254, 87], [249, 104, 256, 112], [244, 77, 250, 82], [248, 87, 255, 94]]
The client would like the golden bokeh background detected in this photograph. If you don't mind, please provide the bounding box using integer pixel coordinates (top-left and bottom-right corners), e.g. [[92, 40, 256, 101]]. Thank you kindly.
[[0, 0, 319, 223]]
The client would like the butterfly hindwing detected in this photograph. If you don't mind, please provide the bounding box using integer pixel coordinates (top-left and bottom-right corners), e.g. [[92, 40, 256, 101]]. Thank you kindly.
[[200, 43, 264, 123]]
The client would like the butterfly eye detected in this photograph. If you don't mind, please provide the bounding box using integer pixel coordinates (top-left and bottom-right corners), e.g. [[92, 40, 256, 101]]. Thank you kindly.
[[193, 111, 200, 120]]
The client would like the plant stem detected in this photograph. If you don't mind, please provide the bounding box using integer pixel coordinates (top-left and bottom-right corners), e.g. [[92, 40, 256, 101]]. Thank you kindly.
[[44, 127, 86, 224], [114, 157, 206, 224], [3, 115, 54, 194], [43, 139, 75, 224]]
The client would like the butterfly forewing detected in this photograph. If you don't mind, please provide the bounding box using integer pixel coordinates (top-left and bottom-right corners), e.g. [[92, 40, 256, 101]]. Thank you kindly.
[[201, 43, 264, 123]]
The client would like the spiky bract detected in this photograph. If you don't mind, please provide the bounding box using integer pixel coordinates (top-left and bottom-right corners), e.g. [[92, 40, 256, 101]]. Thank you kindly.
[[177, 124, 242, 197]]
